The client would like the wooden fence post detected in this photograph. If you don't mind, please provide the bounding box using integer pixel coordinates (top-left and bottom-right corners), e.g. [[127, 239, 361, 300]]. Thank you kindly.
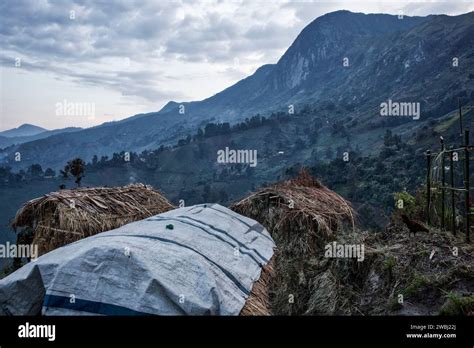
[[441, 140, 445, 229], [450, 147, 456, 235], [426, 150, 431, 225], [464, 129, 470, 242]]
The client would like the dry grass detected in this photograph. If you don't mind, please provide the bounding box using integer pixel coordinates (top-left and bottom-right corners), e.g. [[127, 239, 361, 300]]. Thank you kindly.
[[231, 169, 354, 252], [231, 169, 355, 315], [240, 254, 276, 315], [360, 225, 474, 315], [12, 184, 175, 255]]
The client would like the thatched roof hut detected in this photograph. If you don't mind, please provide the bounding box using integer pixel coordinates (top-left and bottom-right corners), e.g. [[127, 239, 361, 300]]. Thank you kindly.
[[12, 184, 175, 256], [230, 169, 355, 315]]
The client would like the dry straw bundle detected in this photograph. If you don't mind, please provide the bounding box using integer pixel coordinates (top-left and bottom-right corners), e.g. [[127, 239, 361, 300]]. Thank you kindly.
[[12, 184, 175, 255], [240, 255, 276, 315], [231, 169, 355, 315]]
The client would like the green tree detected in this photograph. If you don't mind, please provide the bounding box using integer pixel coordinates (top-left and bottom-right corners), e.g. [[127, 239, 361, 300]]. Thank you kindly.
[[61, 158, 85, 187], [27, 164, 43, 178]]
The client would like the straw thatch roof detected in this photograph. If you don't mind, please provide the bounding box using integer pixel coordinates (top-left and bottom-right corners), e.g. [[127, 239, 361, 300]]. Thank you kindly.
[[240, 254, 276, 316], [230, 169, 355, 315], [231, 169, 355, 252], [12, 184, 175, 256]]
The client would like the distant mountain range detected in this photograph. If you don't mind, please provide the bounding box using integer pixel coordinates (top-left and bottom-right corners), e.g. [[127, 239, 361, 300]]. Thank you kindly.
[[1, 10, 473, 170], [0, 124, 82, 149], [0, 124, 47, 138]]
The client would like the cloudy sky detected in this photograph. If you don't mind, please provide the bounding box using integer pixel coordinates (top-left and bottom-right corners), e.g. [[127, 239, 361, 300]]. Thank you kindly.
[[0, 0, 472, 131]]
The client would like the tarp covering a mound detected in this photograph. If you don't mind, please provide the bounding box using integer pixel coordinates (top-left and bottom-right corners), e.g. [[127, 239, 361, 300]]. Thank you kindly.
[[0, 204, 275, 316]]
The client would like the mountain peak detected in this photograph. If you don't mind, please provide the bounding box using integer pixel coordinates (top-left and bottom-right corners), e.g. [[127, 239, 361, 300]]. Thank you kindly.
[[301, 10, 430, 38], [18, 123, 44, 129], [160, 101, 180, 113], [269, 10, 433, 91], [0, 124, 47, 138]]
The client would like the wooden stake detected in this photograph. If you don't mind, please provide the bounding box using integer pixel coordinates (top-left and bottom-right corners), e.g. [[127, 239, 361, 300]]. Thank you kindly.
[[426, 150, 431, 225], [464, 130, 470, 242], [450, 146, 456, 235]]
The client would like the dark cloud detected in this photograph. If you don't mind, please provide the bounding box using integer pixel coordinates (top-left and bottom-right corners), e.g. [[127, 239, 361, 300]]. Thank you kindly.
[[1, 0, 291, 102], [0, 0, 186, 102], [1, 0, 471, 104]]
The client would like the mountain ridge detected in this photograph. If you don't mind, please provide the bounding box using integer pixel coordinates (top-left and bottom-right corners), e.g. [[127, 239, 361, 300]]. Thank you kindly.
[[0, 126, 83, 149], [1, 10, 473, 170], [0, 124, 47, 138]]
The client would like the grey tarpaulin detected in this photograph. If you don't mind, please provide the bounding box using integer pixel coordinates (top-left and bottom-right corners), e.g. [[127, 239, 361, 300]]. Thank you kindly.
[[0, 203, 275, 315]]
